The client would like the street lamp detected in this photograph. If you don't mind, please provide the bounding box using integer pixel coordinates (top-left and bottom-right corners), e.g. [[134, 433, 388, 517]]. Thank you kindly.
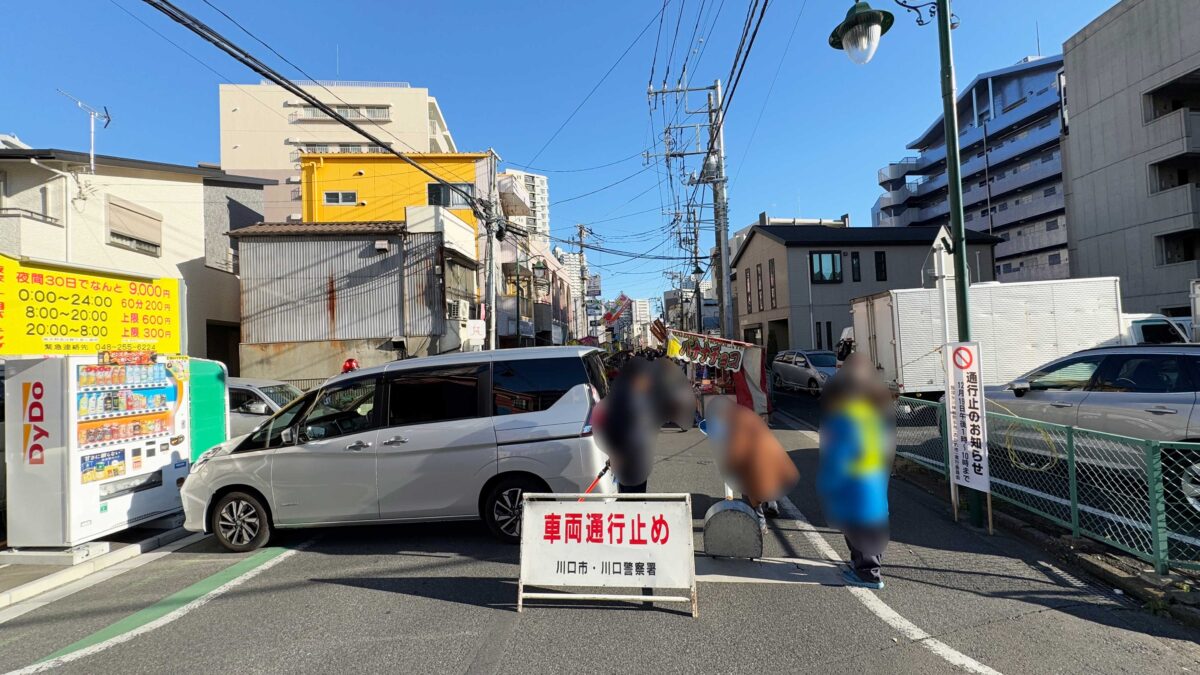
[[827, 2, 894, 65], [829, 0, 984, 526]]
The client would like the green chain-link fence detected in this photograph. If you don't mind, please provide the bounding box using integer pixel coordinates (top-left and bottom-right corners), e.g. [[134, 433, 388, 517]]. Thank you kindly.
[[895, 396, 1199, 574]]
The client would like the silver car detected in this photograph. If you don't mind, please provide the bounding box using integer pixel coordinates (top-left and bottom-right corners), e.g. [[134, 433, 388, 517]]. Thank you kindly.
[[182, 347, 613, 551], [771, 350, 838, 395], [228, 378, 304, 437], [986, 345, 1200, 525]]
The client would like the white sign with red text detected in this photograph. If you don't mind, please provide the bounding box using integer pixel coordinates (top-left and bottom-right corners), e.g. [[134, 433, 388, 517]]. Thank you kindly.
[[944, 342, 990, 492], [519, 493, 697, 614]]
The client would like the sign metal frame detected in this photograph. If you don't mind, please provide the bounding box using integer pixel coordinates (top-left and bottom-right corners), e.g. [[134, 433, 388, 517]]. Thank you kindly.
[[517, 493, 697, 617]]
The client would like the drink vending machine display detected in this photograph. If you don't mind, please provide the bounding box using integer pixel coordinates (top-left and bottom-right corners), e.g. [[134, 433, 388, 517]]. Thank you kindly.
[[4, 355, 194, 548]]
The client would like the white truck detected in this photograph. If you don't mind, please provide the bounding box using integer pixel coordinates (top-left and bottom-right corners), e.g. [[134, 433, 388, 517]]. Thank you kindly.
[[847, 277, 1186, 396]]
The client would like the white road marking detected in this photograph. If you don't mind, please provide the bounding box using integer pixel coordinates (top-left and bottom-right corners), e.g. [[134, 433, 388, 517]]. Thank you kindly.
[[778, 497, 1003, 675], [0, 534, 208, 626], [6, 540, 311, 675]]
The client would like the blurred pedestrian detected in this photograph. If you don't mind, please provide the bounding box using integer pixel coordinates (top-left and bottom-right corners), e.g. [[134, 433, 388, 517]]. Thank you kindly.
[[595, 356, 657, 493], [817, 353, 894, 590], [706, 397, 799, 525]]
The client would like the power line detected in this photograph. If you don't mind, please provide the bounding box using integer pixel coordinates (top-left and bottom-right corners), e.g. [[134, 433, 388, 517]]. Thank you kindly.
[[523, 1, 670, 167], [715, 0, 771, 134], [140, 0, 481, 213], [505, 148, 646, 174], [550, 165, 655, 206]]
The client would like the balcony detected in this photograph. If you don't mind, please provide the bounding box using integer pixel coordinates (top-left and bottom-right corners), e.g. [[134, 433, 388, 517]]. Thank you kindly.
[[921, 160, 1062, 222], [877, 157, 919, 188], [1146, 108, 1200, 162], [909, 88, 1061, 172], [986, 191, 1064, 229], [994, 225, 1068, 259], [0, 207, 60, 227]]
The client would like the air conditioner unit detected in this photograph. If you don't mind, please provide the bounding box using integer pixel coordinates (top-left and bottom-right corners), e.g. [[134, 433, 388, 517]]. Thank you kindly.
[[286, 213, 302, 222], [286, 175, 301, 184], [447, 299, 469, 321], [284, 137, 299, 144]]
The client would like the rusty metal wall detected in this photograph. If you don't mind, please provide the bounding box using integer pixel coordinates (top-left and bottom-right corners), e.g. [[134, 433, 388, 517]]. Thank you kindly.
[[240, 236, 404, 343], [402, 232, 445, 338]]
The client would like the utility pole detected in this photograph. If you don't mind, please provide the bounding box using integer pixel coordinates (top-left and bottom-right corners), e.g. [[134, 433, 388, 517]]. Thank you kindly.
[[577, 223, 590, 339], [647, 78, 734, 339], [708, 81, 733, 339], [486, 217, 497, 350]]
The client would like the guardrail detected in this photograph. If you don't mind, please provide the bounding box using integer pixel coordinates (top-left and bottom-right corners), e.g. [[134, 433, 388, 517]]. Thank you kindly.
[[894, 396, 1198, 574]]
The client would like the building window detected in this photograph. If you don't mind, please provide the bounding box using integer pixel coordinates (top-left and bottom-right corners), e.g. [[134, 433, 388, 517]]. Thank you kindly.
[[979, 209, 988, 218], [427, 182, 475, 208], [1049, 253, 1062, 265], [768, 259, 777, 309], [739, 266, 748, 314], [851, 251, 861, 281], [324, 191, 358, 205], [809, 251, 842, 284], [755, 263, 764, 312], [1043, 186, 1058, 197], [1045, 218, 1059, 231], [106, 195, 162, 257], [39, 186, 50, 219], [874, 251, 887, 282], [998, 202, 1008, 212], [815, 321, 823, 350], [1156, 230, 1200, 265], [826, 322, 833, 350]]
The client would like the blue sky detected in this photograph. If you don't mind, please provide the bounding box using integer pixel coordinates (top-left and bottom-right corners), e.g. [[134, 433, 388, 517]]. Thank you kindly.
[[1, 0, 1114, 304]]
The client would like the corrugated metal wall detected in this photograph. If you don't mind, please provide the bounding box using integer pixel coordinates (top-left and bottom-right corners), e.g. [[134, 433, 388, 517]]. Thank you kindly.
[[403, 232, 445, 338], [241, 236, 404, 343]]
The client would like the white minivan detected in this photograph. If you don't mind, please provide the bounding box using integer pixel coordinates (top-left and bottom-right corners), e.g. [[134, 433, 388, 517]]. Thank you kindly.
[[182, 347, 612, 551]]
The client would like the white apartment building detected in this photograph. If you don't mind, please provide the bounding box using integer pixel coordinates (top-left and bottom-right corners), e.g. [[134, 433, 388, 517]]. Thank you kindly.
[[553, 246, 588, 338], [0, 141, 271, 373], [500, 169, 549, 248], [219, 80, 457, 221]]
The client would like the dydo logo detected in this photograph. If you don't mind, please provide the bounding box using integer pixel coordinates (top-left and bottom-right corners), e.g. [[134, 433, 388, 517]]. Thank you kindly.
[[22, 381, 49, 465]]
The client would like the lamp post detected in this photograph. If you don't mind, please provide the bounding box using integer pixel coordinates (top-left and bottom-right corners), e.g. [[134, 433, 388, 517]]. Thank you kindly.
[[830, 0, 984, 526]]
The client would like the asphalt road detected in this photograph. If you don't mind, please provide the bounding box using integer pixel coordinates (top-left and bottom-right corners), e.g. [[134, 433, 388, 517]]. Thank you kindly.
[[0, 413, 1197, 674]]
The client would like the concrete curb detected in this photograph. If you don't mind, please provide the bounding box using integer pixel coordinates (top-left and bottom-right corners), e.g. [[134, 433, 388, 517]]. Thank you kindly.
[[0, 527, 191, 610], [891, 457, 1200, 630]]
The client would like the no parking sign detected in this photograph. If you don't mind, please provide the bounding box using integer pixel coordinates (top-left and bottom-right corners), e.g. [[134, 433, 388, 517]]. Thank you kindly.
[[944, 342, 990, 492]]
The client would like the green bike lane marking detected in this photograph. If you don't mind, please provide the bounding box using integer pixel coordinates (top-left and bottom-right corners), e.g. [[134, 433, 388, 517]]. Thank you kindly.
[[10, 543, 306, 674]]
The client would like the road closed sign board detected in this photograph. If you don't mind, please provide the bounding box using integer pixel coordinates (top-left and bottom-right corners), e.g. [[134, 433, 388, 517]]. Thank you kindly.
[[944, 342, 990, 491], [518, 493, 697, 617]]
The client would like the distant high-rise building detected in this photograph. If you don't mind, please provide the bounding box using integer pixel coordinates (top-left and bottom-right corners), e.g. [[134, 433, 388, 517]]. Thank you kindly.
[[874, 56, 1067, 282], [501, 169, 549, 248], [219, 80, 456, 222]]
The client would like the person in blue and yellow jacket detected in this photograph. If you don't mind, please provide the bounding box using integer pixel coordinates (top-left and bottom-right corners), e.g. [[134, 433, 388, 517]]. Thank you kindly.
[[818, 353, 895, 590]]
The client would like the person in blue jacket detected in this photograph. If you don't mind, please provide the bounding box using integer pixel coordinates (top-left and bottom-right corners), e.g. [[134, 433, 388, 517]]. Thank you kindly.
[[818, 353, 894, 590]]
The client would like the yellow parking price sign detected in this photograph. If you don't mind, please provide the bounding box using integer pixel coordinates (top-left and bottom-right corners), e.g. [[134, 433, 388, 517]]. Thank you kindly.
[[0, 255, 183, 356], [518, 493, 697, 617]]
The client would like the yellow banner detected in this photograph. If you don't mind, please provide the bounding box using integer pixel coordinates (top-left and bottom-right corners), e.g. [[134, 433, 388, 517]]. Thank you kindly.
[[0, 255, 183, 356]]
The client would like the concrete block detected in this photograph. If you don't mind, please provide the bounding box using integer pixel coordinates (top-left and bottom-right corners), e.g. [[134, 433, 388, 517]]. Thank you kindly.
[[0, 541, 110, 567], [703, 500, 763, 559]]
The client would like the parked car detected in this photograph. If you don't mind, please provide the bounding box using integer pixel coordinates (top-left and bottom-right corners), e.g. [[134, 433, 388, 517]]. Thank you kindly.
[[983, 345, 1200, 531], [771, 350, 838, 395], [228, 378, 305, 437], [183, 346, 612, 551]]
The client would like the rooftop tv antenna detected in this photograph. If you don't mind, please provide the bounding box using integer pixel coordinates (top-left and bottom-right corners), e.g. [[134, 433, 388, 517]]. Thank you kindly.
[[57, 90, 111, 174]]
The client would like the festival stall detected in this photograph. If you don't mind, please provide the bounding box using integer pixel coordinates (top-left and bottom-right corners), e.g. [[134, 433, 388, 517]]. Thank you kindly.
[[664, 329, 769, 416]]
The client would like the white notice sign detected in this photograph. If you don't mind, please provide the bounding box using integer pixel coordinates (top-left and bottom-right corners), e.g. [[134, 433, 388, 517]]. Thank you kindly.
[[944, 342, 990, 491], [518, 493, 697, 615]]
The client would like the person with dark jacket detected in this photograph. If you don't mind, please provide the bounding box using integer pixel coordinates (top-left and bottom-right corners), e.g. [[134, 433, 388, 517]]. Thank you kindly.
[[818, 353, 894, 590], [596, 357, 657, 493]]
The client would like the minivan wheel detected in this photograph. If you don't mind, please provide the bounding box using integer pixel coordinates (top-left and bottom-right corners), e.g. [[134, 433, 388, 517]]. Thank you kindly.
[[483, 476, 544, 544], [212, 491, 270, 552], [808, 378, 820, 397]]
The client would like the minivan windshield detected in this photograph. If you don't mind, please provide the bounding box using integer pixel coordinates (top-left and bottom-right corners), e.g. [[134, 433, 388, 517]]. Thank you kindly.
[[260, 383, 304, 407]]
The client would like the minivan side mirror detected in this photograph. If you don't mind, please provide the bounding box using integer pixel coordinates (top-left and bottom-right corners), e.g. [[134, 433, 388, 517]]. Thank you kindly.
[[1009, 379, 1031, 397]]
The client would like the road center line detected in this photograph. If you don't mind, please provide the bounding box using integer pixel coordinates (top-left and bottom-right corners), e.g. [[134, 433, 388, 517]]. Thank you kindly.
[[7, 540, 311, 675], [778, 497, 1003, 675]]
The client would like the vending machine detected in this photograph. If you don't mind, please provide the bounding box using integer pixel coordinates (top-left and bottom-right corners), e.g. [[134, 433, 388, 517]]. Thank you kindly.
[[4, 354, 194, 548]]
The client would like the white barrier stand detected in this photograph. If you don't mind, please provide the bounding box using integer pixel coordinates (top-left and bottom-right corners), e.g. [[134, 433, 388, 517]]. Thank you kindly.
[[518, 493, 698, 618]]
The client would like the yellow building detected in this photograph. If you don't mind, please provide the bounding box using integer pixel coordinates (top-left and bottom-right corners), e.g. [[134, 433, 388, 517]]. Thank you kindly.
[[299, 152, 490, 229]]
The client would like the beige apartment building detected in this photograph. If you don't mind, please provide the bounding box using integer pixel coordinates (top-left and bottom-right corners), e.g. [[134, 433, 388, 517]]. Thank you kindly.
[[219, 80, 457, 221]]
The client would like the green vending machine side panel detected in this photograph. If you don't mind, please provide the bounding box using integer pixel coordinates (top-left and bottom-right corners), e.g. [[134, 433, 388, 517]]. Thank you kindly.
[[189, 359, 229, 462]]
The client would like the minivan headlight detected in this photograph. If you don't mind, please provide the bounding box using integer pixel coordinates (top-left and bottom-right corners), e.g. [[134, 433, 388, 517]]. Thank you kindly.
[[191, 448, 219, 474]]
